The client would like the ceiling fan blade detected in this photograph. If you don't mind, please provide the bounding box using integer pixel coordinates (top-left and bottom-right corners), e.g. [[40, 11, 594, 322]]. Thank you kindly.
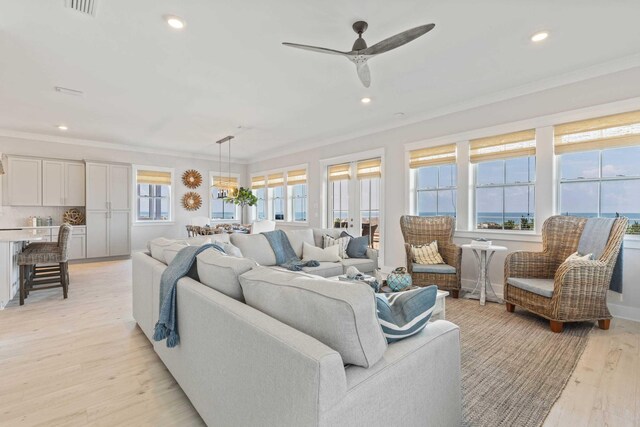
[[356, 62, 371, 88], [282, 42, 351, 56], [360, 23, 435, 56]]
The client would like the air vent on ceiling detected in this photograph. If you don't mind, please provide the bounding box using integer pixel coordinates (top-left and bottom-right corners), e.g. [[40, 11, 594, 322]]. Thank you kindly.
[[65, 0, 98, 17]]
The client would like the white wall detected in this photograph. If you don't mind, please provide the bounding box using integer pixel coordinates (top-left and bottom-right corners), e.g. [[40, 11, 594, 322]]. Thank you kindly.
[[0, 136, 247, 250], [248, 66, 640, 320]]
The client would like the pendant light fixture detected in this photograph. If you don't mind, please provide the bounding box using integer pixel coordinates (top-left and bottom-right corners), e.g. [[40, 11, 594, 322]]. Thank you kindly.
[[215, 135, 234, 199]]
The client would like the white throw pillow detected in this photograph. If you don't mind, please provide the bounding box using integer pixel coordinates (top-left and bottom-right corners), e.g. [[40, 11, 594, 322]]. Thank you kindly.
[[148, 237, 186, 263], [185, 236, 212, 246], [412, 241, 445, 265], [163, 243, 189, 265], [323, 235, 350, 259], [221, 242, 243, 258], [565, 251, 593, 262], [302, 242, 340, 262]]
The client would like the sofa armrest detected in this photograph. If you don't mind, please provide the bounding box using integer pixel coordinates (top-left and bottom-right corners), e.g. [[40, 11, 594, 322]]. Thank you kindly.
[[365, 248, 379, 270], [325, 321, 461, 426], [155, 278, 348, 427]]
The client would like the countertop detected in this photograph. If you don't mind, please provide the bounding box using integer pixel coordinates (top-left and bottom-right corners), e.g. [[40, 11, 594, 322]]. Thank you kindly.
[[0, 230, 48, 242], [0, 225, 86, 231]]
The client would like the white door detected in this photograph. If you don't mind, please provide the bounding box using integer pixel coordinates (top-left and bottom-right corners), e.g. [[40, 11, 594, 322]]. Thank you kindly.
[[64, 162, 86, 206], [42, 160, 65, 206], [109, 164, 131, 211], [86, 163, 109, 210], [86, 211, 109, 258], [109, 210, 130, 256], [7, 157, 42, 206], [327, 158, 382, 250]]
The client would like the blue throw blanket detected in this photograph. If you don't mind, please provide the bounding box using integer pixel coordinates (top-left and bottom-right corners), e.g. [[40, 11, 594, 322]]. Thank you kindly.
[[261, 230, 320, 271], [577, 217, 623, 293], [153, 244, 224, 348]]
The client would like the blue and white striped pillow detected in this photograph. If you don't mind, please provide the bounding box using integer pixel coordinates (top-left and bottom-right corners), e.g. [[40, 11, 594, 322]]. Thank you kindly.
[[375, 285, 438, 343]]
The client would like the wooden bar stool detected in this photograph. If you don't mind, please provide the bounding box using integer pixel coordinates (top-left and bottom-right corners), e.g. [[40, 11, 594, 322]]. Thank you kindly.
[[18, 224, 72, 305]]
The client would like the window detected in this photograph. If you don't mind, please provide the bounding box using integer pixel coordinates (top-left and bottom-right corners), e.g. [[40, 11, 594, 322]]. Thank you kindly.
[[328, 163, 351, 227], [135, 168, 173, 222], [210, 174, 238, 220], [251, 175, 267, 220], [268, 173, 285, 221], [287, 169, 307, 222], [471, 130, 536, 230], [410, 144, 457, 218], [556, 110, 640, 234]]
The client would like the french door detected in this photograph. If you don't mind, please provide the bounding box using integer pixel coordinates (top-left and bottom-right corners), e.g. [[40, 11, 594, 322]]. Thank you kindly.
[[327, 158, 381, 249]]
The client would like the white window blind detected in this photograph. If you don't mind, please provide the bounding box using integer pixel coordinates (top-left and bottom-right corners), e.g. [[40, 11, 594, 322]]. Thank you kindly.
[[356, 158, 381, 179], [409, 144, 456, 168], [554, 110, 640, 154], [136, 170, 172, 185], [470, 130, 536, 163], [328, 163, 351, 181], [286, 169, 307, 185]]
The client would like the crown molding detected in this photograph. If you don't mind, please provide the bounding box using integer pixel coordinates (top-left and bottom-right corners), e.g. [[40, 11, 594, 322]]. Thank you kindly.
[[0, 129, 249, 164], [248, 52, 640, 164]]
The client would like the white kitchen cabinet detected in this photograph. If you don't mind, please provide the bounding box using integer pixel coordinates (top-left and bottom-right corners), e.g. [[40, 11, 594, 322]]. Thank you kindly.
[[109, 211, 130, 256], [85, 162, 131, 258], [86, 163, 109, 210], [42, 160, 65, 206], [64, 162, 86, 206], [6, 157, 42, 206], [87, 211, 109, 258], [69, 234, 86, 260]]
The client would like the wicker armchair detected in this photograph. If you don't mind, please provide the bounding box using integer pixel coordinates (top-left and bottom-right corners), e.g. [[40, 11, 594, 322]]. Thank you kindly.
[[400, 215, 462, 298], [504, 215, 627, 333]]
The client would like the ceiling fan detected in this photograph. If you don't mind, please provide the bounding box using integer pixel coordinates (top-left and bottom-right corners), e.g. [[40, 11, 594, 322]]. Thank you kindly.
[[283, 21, 435, 88]]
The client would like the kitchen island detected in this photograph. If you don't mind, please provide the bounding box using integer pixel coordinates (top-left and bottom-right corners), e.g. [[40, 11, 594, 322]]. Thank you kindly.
[[0, 230, 47, 309]]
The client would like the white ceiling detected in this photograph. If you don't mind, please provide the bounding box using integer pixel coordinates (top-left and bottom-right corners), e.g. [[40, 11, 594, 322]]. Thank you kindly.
[[1, 1, 640, 162]]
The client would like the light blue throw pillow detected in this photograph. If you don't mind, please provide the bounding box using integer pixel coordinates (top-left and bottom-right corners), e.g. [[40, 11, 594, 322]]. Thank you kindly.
[[375, 285, 437, 343], [340, 231, 369, 258]]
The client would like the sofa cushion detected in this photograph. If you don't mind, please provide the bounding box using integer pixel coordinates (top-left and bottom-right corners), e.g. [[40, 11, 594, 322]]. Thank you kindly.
[[302, 262, 344, 278], [163, 243, 189, 265], [220, 242, 243, 258], [412, 263, 456, 274], [302, 242, 340, 262], [323, 235, 350, 259], [284, 229, 315, 258], [229, 233, 277, 266], [209, 233, 231, 245], [376, 286, 438, 343], [341, 258, 376, 274], [507, 277, 555, 298], [197, 248, 258, 301], [148, 237, 185, 263], [313, 228, 342, 248], [240, 267, 387, 368], [341, 231, 369, 259]]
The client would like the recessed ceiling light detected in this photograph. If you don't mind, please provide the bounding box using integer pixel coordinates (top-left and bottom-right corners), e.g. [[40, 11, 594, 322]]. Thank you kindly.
[[361, 97, 371, 104], [57, 125, 68, 131], [531, 31, 549, 42], [165, 15, 186, 30]]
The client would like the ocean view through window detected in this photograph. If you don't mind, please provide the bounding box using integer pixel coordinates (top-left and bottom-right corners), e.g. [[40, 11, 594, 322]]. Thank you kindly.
[[135, 168, 173, 222]]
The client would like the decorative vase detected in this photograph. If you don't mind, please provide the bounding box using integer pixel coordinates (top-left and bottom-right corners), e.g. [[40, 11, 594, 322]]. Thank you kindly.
[[386, 267, 412, 292]]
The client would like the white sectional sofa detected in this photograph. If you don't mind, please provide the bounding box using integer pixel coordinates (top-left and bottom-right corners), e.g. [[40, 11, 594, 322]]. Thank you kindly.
[[132, 244, 462, 427]]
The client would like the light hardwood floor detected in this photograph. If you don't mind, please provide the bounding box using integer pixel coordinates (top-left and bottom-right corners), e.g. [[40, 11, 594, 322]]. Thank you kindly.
[[0, 260, 638, 426]]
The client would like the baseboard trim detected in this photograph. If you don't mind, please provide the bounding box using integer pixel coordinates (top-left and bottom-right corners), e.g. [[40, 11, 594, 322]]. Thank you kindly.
[[608, 303, 640, 323], [70, 255, 131, 264]]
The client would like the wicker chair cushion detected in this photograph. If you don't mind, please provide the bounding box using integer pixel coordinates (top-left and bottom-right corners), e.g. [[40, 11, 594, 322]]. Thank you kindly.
[[507, 277, 554, 298], [412, 263, 456, 274]]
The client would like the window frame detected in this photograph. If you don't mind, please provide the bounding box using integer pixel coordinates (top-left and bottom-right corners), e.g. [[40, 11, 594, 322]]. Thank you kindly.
[[413, 163, 458, 218], [132, 165, 175, 224], [250, 164, 309, 224], [557, 147, 640, 233], [474, 156, 536, 231], [209, 171, 241, 223], [289, 182, 308, 223]]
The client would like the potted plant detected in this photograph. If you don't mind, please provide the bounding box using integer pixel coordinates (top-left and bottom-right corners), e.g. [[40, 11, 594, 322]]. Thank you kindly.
[[224, 187, 258, 225]]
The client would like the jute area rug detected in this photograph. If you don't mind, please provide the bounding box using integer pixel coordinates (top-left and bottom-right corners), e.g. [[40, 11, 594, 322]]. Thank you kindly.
[[445, 298, 593, 427]]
